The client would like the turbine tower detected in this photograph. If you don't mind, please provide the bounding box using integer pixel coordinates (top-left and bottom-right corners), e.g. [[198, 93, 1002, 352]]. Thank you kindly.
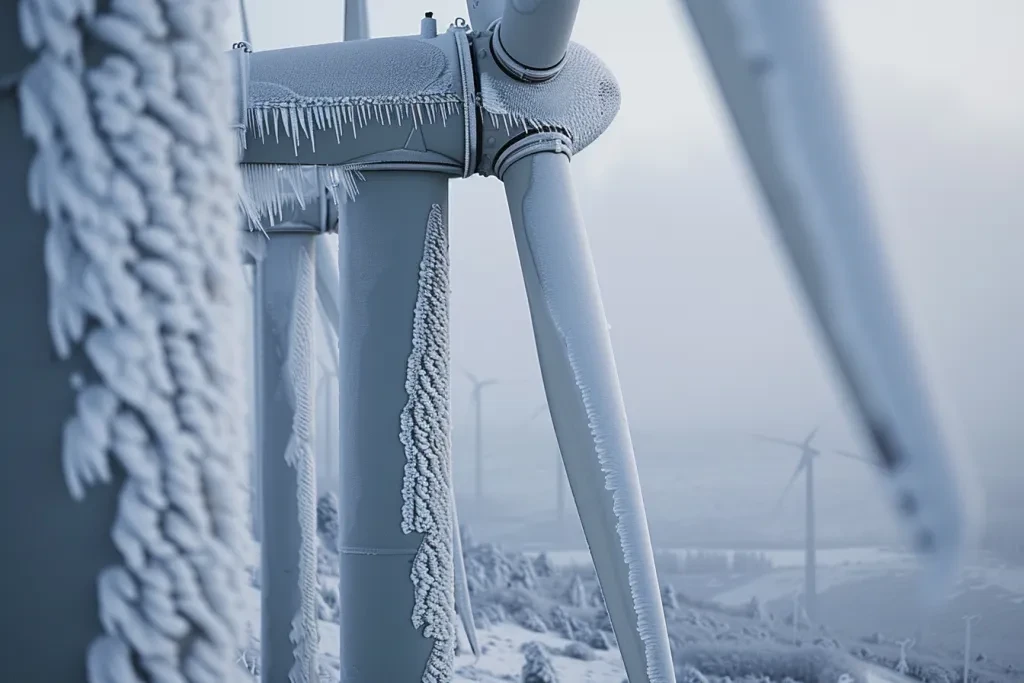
[[464, 371, 499, 509], [754, 427, 878, 622]]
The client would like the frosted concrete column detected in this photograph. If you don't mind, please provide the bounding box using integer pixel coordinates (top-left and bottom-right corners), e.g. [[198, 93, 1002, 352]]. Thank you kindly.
[[256, 235, 319, 683], [337, 171, 452, 682]]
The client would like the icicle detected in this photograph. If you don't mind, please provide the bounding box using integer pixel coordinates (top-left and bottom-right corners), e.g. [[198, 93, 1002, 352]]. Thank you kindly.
[[399, 204, 455, 683], [245, 93, 464, 152], [238, 163, 360, 230], [18, 1, 250, 681]]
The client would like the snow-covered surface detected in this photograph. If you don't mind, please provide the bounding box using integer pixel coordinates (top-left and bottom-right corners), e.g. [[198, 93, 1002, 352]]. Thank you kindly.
[[240, 583, 625, 683]]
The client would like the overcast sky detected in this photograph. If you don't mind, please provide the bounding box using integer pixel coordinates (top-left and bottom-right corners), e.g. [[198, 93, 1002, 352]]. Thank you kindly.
[[237, 1, 1023, 516]]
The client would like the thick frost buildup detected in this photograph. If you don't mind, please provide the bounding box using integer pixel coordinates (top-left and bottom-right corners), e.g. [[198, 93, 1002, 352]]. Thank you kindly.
[[479, 42, 620, 155], [18, 0, 250, 680], [280, 240, 320, 683], [399, 204, 456, 683], [243, 37, 462, 154]]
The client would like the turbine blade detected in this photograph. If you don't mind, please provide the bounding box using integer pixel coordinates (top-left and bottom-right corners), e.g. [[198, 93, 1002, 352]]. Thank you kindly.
[[467, 0, 503, 32], [803, 425, 820, 448], [750, 433, 805, 451], [832, 449, 879, 467], [678, 0, 977, 599], [238, 0, 253, 46], [451, 491, 480, 658], [343, 0, 369, 41], [497, 0, 580, 73], [774, 457, 807, 513], [503, 151, 674, 683]]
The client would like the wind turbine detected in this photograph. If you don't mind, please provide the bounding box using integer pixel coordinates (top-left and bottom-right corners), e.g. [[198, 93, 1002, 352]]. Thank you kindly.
[[464, 371, 499, 508], [2, 0, 980, 681], [753, 427, 879, 623], [521, 400, 569, 524]]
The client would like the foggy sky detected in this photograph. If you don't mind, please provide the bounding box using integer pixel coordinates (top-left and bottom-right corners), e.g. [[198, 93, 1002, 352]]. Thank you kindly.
[[237, 1, 1023, 519]]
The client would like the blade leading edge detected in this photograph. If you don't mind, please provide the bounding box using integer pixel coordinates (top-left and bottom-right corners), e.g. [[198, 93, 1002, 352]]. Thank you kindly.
[[503, 150, 675, 683]]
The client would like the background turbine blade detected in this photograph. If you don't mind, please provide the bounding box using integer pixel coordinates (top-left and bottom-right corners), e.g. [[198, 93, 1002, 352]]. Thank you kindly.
[[677, 0, 978, 600], [503, 151, 675, 683], [497, 0, 581, 72], [774, 456, 807, 514], [803, 425, 820, 448], [750, 433, 806, 451], [343, 0, 369, 41]]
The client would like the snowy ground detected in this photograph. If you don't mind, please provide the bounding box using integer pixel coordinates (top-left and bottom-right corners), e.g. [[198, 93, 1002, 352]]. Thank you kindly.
[[239, 581, 625, 682]]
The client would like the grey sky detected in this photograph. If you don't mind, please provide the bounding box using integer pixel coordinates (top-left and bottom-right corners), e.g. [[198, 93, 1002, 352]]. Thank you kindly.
[[237, 1, 1023, 524]]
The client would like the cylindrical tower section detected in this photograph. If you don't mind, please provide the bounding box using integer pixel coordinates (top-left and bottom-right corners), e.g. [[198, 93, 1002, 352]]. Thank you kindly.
[[337, 171, 454, 682]]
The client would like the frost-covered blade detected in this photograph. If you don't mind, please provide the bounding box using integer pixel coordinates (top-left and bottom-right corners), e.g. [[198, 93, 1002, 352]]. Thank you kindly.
[[451, 491, 480, 658], [503, 151, 675, 683], [496, 0, 581, 77], [678, 0, 979, 599], [343, 0, 369, 41], [467, 0, 503, 32]]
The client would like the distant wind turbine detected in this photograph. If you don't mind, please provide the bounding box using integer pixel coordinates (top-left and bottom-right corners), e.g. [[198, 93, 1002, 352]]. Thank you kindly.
[[464, 371, 499, 507], [521, 401, 568, 523], [752, 426, 879, 623]]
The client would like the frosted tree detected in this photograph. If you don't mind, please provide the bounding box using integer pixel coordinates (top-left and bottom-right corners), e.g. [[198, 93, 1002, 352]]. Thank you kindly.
[[3, 0, 249, 681], [521, 642, 560, 683]]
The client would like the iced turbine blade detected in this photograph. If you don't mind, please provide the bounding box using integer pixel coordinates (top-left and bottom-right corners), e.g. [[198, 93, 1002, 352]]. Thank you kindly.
[[503, 151, 675, 683], [678, 0, 979, 600], [450, 491, 480, 657], [343, 0, 369, 41], [497, 0, 581, 73], [467, 0, 504, 32]]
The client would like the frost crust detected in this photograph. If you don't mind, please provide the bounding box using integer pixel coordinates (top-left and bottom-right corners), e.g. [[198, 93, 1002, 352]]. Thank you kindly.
[[18, 0, 249, 680], [399, 204, 456, 683]]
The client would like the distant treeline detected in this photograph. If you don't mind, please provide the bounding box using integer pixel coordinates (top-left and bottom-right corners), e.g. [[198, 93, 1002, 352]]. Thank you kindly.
[[654, 549, 774, 576]]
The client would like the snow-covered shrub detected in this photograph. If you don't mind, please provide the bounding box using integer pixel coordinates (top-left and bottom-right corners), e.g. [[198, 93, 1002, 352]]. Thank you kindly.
[[521, 642, 559, 683], [510, 554, 539, 590], [317, 576, 340, 623], [678, 665, 710, 683], [317, 540, 340, 577], [466, 543, 514, 591], [674, 644, 861, 683], [566, 574, 588, 608], [549, 605, 575, 641], [516, 608, 548, 634], [663, 582, 680, 610], [560, 642, 596, 661], [317, 492, 339, 548], [534, 552, 555, 578]]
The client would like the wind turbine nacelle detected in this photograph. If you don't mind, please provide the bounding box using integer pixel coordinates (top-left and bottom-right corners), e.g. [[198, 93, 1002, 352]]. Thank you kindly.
[[231, 22, 620, 179]]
